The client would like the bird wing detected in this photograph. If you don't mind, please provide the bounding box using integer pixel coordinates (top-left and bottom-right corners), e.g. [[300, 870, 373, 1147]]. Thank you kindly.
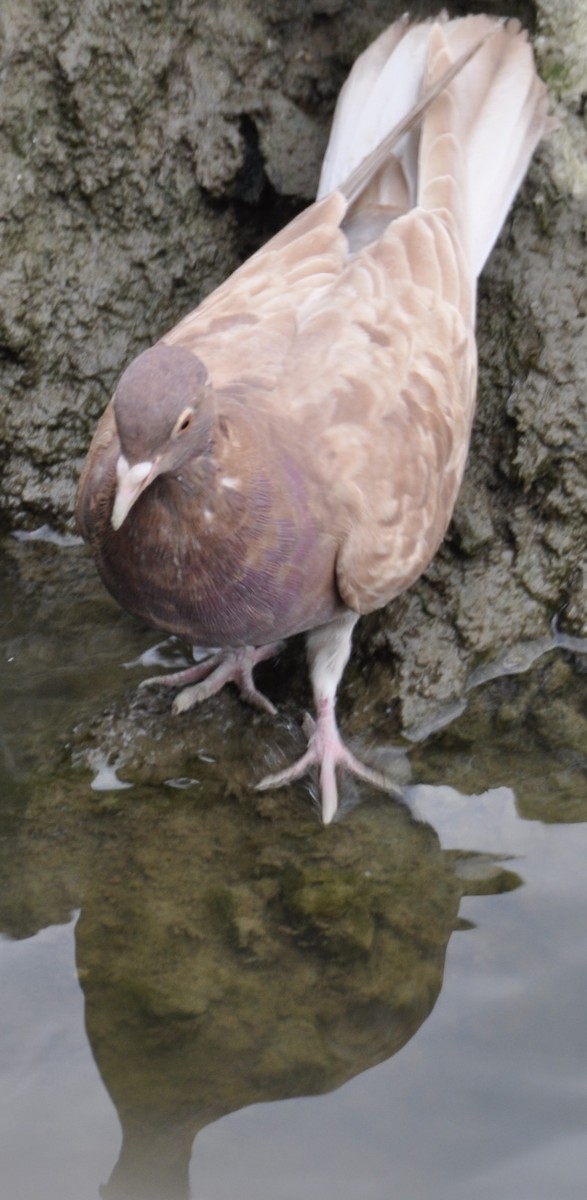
[[271, 206, 477, 615], [167, 197, 475, 617], [162, 184, 475, 618]]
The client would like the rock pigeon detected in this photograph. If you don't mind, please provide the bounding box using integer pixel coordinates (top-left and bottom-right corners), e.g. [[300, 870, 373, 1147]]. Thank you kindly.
[[77, 14, 550, 822]]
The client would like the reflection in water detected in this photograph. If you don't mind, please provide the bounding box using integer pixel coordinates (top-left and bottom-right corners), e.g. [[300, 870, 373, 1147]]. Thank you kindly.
[[79, 794, 465, 1200], [3, 776, 518, 1200], [0, 540, 586, 1199]]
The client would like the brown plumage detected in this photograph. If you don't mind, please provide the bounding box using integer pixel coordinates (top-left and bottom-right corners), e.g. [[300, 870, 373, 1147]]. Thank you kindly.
[[77, 14, 550, 822]]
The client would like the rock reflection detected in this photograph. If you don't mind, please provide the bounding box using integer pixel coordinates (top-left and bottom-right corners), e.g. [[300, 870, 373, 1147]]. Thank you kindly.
[[74, 792, 461, 1200], [0, 749, 525, 1200]]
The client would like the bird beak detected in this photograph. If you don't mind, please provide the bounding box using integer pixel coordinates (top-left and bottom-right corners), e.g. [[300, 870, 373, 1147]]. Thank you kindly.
[[111, 454, 160, 530]]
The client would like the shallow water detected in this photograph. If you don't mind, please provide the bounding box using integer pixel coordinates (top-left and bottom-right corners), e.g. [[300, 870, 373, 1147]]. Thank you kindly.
[[1, 536, 586, 1200]]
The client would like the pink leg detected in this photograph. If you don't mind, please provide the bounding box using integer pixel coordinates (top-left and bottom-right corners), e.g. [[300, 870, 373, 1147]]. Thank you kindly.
[[256, 614, 401, 823], [139, 642, 284, 716]]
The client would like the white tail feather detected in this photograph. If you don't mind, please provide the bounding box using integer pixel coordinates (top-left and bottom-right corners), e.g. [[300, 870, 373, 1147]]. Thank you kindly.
[[318, 15, 550, 278]]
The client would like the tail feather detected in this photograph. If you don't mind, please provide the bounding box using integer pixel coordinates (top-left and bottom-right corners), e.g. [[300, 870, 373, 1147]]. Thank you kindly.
[[318, 15, 420, 209], [318, 14, 550, 278], [419, 16, 549, 273]]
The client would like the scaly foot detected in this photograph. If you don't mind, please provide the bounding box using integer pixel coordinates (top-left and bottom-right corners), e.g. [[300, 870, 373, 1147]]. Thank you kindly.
[[256, 700, 401, 824], [139, 642, 284, 716]]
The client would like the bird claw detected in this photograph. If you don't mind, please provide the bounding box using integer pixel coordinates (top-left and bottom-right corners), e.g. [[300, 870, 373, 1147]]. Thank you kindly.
[[139, 642, 284, 716], [171, 665, 277, 717], [257, 710, 402, 824], [138, 653, 224, 693]]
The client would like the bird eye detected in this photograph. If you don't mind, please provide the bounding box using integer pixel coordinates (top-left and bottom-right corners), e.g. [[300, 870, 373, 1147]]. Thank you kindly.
[[173, 407, 194, 437]]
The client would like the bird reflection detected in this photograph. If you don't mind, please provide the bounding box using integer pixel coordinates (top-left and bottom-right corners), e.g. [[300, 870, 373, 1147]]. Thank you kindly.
[[70, 786, 516, 1200]]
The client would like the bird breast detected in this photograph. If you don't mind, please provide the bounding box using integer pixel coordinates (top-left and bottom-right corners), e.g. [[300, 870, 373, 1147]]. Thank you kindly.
[[94, 410, 345, 648]]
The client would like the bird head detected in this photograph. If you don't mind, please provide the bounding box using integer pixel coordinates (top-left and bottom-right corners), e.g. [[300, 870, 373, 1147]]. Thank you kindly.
[[111, 343, 213, 530]]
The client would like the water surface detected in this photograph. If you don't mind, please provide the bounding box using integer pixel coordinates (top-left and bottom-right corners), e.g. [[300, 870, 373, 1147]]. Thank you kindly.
[[1, 536, 586, 1200]]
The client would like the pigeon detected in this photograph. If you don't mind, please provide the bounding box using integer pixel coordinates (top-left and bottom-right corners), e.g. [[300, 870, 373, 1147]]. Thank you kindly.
[[76, 14, 550, 823]]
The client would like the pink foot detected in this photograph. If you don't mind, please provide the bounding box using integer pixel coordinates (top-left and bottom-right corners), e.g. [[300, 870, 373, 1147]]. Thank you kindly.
[[139, 642, 284, 716], [256, 701, 401, 824]]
